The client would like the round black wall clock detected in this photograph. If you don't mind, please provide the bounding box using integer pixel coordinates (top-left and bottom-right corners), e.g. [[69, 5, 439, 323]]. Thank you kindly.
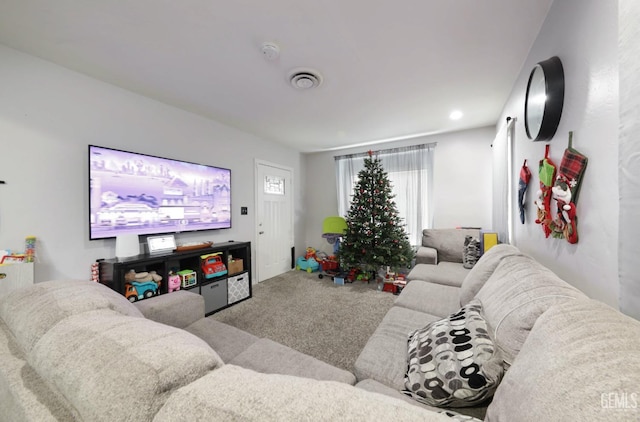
[[524, 56, 565, 142]]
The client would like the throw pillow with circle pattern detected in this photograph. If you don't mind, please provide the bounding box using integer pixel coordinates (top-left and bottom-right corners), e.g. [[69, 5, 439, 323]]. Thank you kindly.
[[462, 236, 481, 269], [403, 299, 503, 408]]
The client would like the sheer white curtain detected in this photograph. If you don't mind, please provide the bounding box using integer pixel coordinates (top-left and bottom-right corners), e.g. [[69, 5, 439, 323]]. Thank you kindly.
[[335, 143, 435, 246], [492, 118, 515, 244]]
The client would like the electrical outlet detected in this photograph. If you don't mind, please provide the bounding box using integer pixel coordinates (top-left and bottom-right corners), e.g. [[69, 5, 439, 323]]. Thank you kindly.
[[241, 207, 248, 215]]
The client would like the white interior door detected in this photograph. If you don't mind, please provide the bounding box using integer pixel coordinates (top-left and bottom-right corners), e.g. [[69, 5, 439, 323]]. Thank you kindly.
[[255, 161, 293, 282]]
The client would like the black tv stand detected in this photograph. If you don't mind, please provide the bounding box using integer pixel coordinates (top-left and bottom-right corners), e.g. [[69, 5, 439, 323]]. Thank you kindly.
[[97, 241, 251, 315]]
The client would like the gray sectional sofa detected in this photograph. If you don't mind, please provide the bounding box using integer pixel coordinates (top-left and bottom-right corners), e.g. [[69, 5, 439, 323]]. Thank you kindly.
[[0, 279, 460, 421], [1, 244, 639, 421], [355, 244, 640, 421]]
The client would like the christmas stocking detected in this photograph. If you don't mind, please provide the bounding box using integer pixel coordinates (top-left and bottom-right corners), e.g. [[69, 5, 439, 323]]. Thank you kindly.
[[551, 132, 588, 244], [518, 160, 531, 224], [534, 144, 556, 238], [558, 132, 588, 204]]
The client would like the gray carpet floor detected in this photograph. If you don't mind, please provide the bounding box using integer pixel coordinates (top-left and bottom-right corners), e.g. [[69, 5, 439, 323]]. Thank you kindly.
[[210, 270, 396, 372]]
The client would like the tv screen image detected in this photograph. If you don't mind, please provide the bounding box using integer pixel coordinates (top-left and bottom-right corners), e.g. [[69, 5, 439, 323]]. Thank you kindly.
[[89, 145, 231, 240]]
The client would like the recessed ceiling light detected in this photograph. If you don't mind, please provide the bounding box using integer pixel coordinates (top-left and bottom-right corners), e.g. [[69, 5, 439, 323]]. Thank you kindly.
[[449, 110, 463, 120]]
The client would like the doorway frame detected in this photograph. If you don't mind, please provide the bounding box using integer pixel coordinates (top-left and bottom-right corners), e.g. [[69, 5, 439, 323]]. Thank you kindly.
[[254, 159, 295, 283]]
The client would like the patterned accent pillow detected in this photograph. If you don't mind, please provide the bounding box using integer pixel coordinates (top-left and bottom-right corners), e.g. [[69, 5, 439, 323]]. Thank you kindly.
[[403, 299, 504, 408], [462, 236, 481, 269]]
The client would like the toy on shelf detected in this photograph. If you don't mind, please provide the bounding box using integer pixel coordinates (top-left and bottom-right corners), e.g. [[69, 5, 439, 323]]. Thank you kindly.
[[167, 269, 181, 293], [201, 252, 228, 279], [125, 269, 162, 285], [177, 269, 197, 288], [24, 236, 36, 263], [0, 254, 26, 264], [227, 254, 244, 275], [125, 281, 159, 302], [123, 269, 162, 302]]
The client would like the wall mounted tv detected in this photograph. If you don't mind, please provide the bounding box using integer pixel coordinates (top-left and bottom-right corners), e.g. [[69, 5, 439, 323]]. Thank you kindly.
[[89, 145, 231, 240]]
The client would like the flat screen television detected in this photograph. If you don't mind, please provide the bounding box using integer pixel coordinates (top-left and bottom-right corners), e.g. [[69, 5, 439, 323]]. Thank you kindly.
[[89, 145, 231, 240]]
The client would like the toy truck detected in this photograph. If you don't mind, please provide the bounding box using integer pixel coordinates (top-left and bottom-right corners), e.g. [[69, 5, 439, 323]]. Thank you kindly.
[[125, 280, 159, 302], [201, 252, 228, 279]]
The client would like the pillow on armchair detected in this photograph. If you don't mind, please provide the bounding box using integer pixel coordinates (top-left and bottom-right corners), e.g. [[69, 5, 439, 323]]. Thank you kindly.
[[403, 299, 503, 408], [462, 236, 481, 269]]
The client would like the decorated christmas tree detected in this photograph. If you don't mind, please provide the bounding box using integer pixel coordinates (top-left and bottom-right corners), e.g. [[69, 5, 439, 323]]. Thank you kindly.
[[339, 151, 414, 272]]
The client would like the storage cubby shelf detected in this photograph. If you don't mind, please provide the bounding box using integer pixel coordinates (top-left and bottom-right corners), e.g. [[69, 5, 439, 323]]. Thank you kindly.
[[97, 241, 251, 315]]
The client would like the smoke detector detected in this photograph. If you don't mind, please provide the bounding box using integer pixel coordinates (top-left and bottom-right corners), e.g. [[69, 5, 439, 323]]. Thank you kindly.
[[288, 68, 323, 90], [261, 42, 280, 61]]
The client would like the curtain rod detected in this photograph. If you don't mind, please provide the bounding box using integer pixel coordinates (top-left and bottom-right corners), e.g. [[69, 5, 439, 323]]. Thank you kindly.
[[334, 142, 437, 161]]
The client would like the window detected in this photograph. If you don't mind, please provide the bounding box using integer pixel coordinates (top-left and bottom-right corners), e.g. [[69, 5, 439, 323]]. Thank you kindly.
[[492, 119, 515, 244], [264, 175, 285, 195], [335, 143, 435, 246]]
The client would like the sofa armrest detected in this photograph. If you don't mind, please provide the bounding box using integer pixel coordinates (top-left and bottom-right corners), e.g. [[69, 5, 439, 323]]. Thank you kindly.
[[415, 246, 437, 265], [134, 290, 204, 329]]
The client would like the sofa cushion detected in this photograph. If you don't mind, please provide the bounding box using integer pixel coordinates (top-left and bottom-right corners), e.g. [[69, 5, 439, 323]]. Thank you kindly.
[[474, 255, 587, 366], [230, 338, 356, 384], [416, 246, 438, 265], [155, 364, 452, 422], [357, 378, 441, 412], [0, 279, 143, 354], [485, 299, 640, 421], [354, 306, 440, 390], [29, 309, 223, 422], [422, 229, 480, 263], [0, 319, 78, 422], [356, 379, 488, 421], [459, 244, 523, 306], [394, 280, 462, 318], [403, 300, 503, 408], [135, 289, 204, 329], [407, 262, 470, 287], [185, 317, 260, 363]]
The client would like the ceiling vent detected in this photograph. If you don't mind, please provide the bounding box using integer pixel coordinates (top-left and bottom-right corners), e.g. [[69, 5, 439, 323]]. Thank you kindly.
[[288, 68, 323, 90]]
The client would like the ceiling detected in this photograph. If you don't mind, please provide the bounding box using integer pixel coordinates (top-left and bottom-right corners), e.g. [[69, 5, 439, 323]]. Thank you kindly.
[[0, 1, 553, 153]]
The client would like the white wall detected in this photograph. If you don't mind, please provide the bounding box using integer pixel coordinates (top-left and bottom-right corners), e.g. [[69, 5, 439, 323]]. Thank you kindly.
[[498, 0, 619, 307], [304, 127, 494, 256], [0, 45, 305, 283]]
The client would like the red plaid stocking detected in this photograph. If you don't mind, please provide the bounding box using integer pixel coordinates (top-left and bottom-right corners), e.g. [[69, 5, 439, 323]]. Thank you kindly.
[[551, 132, 587, 244]]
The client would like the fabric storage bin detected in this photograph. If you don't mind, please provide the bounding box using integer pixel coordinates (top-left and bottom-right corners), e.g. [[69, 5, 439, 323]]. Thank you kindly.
[[228, 273, 250, 304], [201, 279, 228, 314]]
